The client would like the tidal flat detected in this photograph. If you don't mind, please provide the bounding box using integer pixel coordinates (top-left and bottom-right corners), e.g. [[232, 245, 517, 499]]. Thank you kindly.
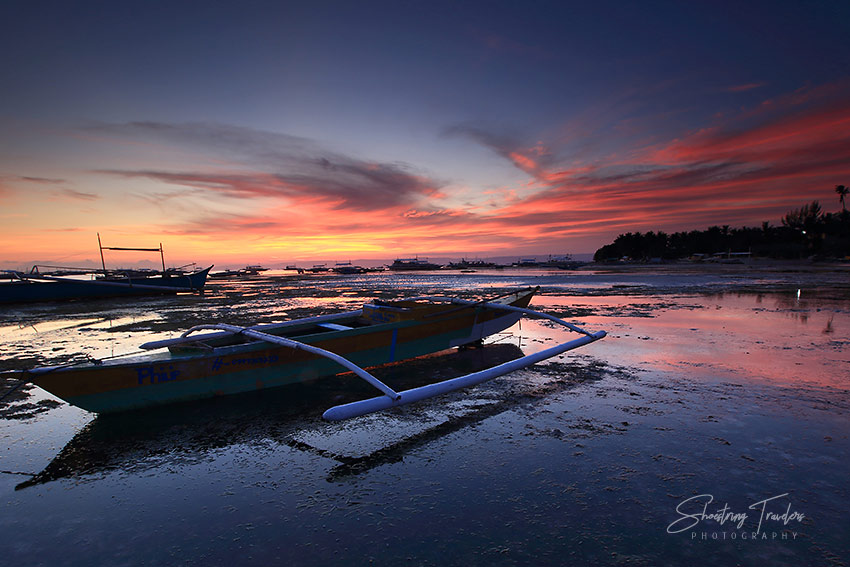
[[1, 264, 848, 566]]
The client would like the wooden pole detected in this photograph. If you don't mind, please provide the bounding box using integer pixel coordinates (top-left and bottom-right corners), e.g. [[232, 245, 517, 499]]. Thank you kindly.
[[97, 233, 106, 272]]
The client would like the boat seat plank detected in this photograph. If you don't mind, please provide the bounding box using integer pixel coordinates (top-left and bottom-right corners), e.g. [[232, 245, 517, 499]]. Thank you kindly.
[[317, 323, 353, 331]]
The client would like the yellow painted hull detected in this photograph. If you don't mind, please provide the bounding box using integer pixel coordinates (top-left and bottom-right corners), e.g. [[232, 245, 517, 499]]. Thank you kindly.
[[30, 290, 535, 413]]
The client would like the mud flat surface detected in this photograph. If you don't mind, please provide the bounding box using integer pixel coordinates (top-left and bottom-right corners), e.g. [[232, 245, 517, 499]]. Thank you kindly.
[[1, 266, 848, 566]]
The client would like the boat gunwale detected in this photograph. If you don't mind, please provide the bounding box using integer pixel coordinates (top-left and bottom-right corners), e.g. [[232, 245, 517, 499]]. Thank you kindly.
[[6, 287, 613, 418], [153, 295, 524, 362], [31, 290, 536, 374]]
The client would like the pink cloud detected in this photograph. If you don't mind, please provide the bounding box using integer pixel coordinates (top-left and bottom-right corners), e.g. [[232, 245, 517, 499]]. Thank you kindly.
[[470, 83, 850, 249]]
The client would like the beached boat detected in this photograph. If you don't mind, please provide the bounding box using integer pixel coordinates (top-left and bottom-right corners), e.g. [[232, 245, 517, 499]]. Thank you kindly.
[[513, 258, 540, 267], [389, 258, 443, 271], [208, 268, 244, 279], [0, 266, 212, 304], [332, 262, 367, 274], [241, 265, 269, 275], [447, 258, 504, 270], [2, 288, 605, 420], [540, 255, 582, 270], [512, 256, 582, 269], [209, 265, 270, 279], [0, 234, 212, 303]]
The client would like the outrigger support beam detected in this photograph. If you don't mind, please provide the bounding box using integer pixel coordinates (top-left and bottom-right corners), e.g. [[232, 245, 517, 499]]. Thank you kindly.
[[180, 324, 401, 401], [322, 300, 606, 421]]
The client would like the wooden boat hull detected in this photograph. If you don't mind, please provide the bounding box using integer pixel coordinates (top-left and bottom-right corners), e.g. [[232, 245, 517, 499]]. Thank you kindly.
[[29, 290, 534, 413], [0, 266, 212, 304]]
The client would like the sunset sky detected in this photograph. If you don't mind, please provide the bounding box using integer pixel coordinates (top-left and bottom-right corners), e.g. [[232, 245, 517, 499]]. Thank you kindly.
[[2, 1, 849, 268]]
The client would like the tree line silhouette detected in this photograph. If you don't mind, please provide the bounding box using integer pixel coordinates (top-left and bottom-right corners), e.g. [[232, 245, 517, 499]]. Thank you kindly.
[[594, 187, 850, 262]]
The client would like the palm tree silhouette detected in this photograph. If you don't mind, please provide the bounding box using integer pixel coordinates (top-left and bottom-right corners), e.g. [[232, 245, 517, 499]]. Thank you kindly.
[[836, 184, 849, 212]]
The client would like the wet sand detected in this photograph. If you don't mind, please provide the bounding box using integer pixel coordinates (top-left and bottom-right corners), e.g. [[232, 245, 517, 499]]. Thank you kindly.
[[1, 265, 848, 565]]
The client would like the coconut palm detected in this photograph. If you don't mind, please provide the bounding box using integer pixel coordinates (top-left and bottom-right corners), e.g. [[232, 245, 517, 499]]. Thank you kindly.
[[836, 184, 849, 212]]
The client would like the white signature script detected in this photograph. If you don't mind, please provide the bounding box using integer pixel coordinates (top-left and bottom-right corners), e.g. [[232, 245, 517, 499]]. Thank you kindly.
[[667, 493, 805, 534]]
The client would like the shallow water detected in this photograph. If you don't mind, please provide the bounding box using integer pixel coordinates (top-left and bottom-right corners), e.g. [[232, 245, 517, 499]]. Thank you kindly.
[[1, 266, 849, 566]]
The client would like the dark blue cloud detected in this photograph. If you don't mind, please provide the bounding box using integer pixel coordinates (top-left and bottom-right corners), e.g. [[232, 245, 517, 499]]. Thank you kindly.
[[90, 121, 443, 211]]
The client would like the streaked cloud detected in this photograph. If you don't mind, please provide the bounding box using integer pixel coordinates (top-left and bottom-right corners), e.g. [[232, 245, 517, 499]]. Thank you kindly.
[[17, 176, 66, 184], [92, 122, 445, 212], [51, 188, 99, 201], [0, 175, 66, 196], [723, 82, 766, 93]]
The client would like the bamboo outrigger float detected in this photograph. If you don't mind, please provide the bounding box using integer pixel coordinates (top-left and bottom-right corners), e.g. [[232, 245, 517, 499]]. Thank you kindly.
[[3, 288, 605, 420]]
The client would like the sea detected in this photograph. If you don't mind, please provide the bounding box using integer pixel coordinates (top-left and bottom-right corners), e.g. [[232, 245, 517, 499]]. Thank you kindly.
[[1, 263, 848, 566]]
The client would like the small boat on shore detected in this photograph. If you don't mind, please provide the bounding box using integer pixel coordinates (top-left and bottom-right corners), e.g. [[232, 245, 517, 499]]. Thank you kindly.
[[241, 265, 269, 275], [0, 265, 212, 304], [0, 234, 212, 304], [332, 262, 367, 274], [208, 265, 270, 279], [389, 258, 443, 271], [512, 255, 581, 269], [447, 259, 504, 270], [1, 288, 605, 420]]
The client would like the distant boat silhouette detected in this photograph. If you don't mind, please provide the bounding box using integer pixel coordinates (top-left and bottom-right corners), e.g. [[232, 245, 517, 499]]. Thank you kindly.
[[389, 258, 442, 271]]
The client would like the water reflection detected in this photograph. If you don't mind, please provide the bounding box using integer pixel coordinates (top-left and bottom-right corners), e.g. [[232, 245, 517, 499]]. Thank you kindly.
[[573, 289, 850, 388], [15, 344, 529, 490], [320, 357, 606, 482], [824, 314, 834, 334]]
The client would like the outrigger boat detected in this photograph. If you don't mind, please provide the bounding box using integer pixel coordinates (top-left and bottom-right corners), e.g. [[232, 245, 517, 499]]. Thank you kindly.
[[2, 288, 605, 420], [0, 265, 212, 304], [0, 234, 211, 304]]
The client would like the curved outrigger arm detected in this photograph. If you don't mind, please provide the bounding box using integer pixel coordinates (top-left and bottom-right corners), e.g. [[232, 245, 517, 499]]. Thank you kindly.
[[322, 300, 606, 421]]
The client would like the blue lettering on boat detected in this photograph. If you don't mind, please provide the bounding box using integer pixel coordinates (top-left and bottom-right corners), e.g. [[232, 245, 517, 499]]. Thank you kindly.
[[368, 311, 396, 324], [136, 365, 180, 385]]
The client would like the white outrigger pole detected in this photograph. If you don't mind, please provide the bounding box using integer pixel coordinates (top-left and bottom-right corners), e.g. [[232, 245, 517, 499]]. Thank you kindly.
[[177, 299, 605, 421]]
